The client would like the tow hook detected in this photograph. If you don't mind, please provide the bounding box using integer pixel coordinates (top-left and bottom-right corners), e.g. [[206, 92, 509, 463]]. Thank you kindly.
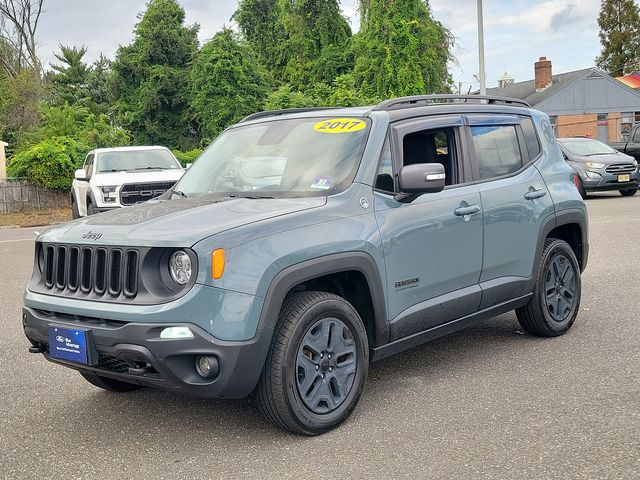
[[28, 344, 45, 354]]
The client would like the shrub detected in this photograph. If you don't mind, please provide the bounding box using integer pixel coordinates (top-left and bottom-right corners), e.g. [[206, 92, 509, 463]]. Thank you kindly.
[[172, 148, 203, 167], [8, 137, 89, 190]]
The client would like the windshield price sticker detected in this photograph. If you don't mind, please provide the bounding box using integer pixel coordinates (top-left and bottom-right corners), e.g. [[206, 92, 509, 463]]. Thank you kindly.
[[313, 118, 366, 133]]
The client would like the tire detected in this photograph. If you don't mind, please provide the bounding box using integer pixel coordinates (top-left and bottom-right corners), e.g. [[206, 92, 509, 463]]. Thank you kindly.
[[577, 179, 587, 199], [516, 239, 581, 337], [80, 372, 141, 392], [256, 291, 369, 435], [86, 199, 97, 215], [71, 197, 80, 219], [619, 188, 637, 197]]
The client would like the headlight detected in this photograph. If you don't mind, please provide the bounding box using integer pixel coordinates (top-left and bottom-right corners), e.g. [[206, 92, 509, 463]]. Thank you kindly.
[[100, 186, 117, 203], [169, 250, 192, 285], [584, 162, 605, 170]]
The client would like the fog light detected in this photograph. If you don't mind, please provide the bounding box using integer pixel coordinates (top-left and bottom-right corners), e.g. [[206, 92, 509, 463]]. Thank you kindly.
[[195, 355, 219, 379], [160, 326, 193, 339], [585, 171, 601, 179]]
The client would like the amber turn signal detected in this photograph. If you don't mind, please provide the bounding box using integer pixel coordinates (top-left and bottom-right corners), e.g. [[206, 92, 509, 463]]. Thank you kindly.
[[211, 249, 225, 279]]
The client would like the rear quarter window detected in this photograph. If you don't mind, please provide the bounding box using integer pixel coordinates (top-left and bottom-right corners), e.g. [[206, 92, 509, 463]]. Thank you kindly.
[[521, 118, 542, 160]]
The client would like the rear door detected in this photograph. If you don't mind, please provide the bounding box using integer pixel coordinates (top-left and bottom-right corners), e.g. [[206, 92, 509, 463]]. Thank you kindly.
[[374, 115, 483, 341], [466, 114, 554, 309]]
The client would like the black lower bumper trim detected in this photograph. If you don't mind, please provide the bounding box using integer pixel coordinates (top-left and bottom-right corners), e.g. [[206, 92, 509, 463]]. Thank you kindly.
[[22, 307, 272, 398]]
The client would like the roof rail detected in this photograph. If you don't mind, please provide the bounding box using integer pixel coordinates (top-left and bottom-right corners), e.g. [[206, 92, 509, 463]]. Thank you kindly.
[[373, 94, 531, 110], [240, 107, 340, 123]]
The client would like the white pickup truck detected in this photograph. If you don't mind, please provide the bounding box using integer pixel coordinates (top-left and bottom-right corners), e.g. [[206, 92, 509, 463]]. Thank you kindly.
[[71, 146, 185, 218]]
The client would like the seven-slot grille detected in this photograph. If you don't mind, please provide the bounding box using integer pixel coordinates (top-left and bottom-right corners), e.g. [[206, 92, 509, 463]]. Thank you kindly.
[[42, 244, 139, 298], [605, 163, 636, 174], [120, 181, 176, 205]]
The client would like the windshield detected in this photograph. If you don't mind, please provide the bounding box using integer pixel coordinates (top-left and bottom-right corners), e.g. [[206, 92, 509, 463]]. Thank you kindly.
[[174, 117, 370, 197], [561, 139, 617, 156], [97, 150, 181, 172]]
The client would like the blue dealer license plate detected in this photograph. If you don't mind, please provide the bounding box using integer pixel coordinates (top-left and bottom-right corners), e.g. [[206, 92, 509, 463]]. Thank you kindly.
[[48, 326, 90, 365]]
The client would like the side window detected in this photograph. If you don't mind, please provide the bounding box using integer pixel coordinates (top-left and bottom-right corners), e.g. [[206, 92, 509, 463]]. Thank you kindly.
[[374, 136, 394, 192], [470, 125, 523, 180], [633, 127, 640, 143], [84, 154, 94, 178], [521, 118, 541, 160], [402, 127, 458, 185]]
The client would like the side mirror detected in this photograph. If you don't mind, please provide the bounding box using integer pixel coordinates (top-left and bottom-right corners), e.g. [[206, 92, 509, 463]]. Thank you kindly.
[[74, 169, 88, 181], [398, 163, 446, 195], [185, 163, 193, 169]]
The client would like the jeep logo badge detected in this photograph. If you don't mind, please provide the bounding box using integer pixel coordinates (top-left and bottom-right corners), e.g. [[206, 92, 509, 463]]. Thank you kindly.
[[82, 230, 103, 241]]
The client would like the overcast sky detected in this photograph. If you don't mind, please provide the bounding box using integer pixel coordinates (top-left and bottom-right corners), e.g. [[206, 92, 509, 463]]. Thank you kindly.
[[37, 0, 603, 89]]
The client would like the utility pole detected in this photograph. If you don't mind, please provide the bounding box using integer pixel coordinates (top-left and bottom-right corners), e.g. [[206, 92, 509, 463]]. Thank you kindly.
[[477, 0, 486, 95]]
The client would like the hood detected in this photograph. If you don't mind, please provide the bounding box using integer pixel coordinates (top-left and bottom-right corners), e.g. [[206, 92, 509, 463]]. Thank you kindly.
[[567, 151, 634, 164], [39, 196, 327, 247], [92, 168, 184, 186]]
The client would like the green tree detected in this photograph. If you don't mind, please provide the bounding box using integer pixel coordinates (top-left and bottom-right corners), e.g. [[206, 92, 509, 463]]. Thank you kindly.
[[0, 68, 42, 147], [279, 0, 352, 87], [233, 0, 283, 68], [110, 0, 199, 149], [234, 0, 352, 87], [46, 45, 91, 106], [263, 84, 316, 109], [353, 0, 454, 99], [596, 0, 640, 76], [190, 29, 272, 139], [84, 54, 113, 115]]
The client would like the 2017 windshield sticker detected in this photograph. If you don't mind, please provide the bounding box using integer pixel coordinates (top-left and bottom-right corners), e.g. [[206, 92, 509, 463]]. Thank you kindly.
[[310, 177, 333, 190], [313, 118, 366, 134]]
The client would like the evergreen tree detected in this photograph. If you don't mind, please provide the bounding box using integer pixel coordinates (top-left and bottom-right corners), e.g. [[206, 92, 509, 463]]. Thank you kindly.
[[233, 0, 283, 68], [596, 0, 640, 76], [110, 0, 199, 149], [84, 55, 112, 115], [190, 29, 271, 139], [353, 0, 453, 99], [46, 45, 91, 106]]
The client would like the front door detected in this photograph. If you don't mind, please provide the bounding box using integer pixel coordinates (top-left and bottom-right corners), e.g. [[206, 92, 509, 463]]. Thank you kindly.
[[374, 116, 483, 341]]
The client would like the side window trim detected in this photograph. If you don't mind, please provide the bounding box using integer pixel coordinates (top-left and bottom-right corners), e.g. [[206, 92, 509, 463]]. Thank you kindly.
[[387, 115, 470, 188]]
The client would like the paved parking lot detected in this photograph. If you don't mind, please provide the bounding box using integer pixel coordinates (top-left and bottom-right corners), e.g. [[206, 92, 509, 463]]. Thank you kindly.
[[1, 192, 639, 479]]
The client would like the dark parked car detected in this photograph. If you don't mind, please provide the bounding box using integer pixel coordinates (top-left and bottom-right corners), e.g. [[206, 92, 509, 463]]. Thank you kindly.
[[557, 137, 639, 198], [610, 124, 640, 161]]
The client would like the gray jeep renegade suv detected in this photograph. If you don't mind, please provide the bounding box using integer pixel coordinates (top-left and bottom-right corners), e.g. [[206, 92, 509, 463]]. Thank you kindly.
[[22, 95, 589, 435]]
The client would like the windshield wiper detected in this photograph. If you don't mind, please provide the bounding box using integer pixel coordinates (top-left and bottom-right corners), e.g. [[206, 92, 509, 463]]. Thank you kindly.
[[171, 189, 188, 198], [134, 166, 163, 170], [227, 193, 274, 199]]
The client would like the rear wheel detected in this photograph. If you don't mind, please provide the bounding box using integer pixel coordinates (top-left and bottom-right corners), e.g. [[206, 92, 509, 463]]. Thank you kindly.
[[619, 188, 637, 197], [80, 372, 141, 392], [516, 239, 581, 337], [257, 291, 369, 435]]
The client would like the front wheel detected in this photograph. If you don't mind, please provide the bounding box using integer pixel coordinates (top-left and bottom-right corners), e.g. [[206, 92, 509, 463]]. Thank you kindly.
[[257, 291, 369, 435], [516, 239, 581, 337], [86, 199, 97, 215], [80, 372, 142, 392], [619, 188, 637, 197]]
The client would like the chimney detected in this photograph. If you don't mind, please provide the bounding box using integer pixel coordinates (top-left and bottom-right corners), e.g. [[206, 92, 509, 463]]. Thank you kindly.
[[535, 57, 552, 92]]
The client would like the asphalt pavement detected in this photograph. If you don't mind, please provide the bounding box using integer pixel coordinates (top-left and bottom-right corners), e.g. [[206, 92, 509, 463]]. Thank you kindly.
[[0, 192, 639, 479]]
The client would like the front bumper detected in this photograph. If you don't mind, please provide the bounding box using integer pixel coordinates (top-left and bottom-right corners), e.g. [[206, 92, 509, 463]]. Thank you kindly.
[[579, 169, 639, 192], [22, 307, 271, 398]]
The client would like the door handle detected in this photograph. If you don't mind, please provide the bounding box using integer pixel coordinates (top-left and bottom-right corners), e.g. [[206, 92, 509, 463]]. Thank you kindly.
[[454, 204, 481, 216], [524, 188, 547, 200]]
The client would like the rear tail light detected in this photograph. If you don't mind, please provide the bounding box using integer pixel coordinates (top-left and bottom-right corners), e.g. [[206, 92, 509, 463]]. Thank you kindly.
[[572, 173, 580, 191]]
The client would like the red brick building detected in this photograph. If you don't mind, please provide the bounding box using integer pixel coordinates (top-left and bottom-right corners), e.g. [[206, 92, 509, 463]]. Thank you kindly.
[[489, 57, 640, 142]]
